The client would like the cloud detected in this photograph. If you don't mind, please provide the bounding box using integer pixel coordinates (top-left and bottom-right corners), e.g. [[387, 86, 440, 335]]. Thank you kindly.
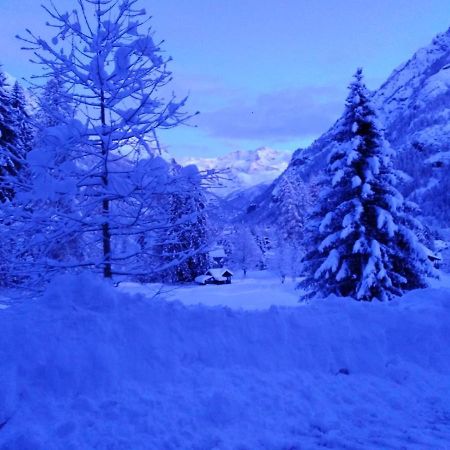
[[195, 86, 344, 141]]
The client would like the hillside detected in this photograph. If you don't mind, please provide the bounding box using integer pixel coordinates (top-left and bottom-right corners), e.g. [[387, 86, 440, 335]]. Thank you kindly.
[[249, 28, 450, 226]]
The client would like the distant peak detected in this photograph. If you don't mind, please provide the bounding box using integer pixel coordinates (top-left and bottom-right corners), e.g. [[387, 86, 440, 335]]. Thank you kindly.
[[176, 147, 293, 196]]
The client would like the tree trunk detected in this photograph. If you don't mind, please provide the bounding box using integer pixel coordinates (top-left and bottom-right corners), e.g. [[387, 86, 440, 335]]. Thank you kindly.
[[99, 29, 112, 278], [102, 200, 112, 278]]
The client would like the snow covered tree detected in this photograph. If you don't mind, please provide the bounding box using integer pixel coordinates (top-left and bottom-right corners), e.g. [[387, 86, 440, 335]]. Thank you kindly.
[[266, 234, 292, 283], [162, 165, 209, 283], [275, 169, 312, 243], [0, 77, 35, 285], [229, 225, 262, 276], [35, 75, 75, 128], [300, 69, 433, 301], [13, 0, 194, 280], [269, 168, 315, 281], [0, 71, 25, 202], [10, 82, 34, 155]]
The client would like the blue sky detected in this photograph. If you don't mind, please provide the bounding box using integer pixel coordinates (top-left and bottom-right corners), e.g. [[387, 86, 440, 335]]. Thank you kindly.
[[1, 0, 449, 157]]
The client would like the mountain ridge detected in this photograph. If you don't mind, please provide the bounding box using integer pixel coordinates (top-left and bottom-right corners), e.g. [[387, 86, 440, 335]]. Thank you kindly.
[[178, 146, 292, 196], [250, 27, 450, 226]]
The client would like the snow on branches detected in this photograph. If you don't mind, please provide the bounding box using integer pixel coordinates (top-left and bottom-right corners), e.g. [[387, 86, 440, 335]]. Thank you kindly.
[[5, 0, 201, 284], [300, 69, 433, 301]]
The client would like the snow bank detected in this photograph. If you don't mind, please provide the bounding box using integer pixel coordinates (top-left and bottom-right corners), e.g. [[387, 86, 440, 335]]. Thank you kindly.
[[0, 275, 449, 449]]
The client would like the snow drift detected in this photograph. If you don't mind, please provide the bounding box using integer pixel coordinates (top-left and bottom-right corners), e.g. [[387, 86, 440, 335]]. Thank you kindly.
[[0, 274, 449, 449]]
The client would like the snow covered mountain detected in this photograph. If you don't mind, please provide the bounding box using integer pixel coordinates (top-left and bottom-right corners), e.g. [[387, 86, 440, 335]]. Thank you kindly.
[[249, 27, 450, 226], [179, 147, 292, 196]]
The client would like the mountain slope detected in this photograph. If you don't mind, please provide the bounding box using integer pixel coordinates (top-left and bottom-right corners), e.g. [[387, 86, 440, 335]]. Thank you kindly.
[[250, 27, 450, 226]]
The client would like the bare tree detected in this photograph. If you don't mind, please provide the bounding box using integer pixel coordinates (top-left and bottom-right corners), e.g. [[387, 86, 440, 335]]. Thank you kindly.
[[11, 0, 197, 281]]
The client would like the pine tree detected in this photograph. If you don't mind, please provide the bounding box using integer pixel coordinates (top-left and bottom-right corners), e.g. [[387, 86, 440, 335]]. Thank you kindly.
[[10, 82, 34, 155], [163, 165, 209, 283], [35, 75, 74, 128], [0, 78, 34, 285], [272, 169, 315, 281], [300, 69, 433, 301], [276, 169, 311, 242], [0, 71, 22, 202]]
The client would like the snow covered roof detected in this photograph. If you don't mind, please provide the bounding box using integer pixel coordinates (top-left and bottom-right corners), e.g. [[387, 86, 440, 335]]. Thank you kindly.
[[194, 275, 214, 284], [424, 246, 442, 260], [206, 268, 233, 280]]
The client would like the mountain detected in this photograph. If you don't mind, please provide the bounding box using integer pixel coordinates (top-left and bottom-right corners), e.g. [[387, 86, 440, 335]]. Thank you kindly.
[[179, 147, 292, 196], [248, 27, 450, 227]]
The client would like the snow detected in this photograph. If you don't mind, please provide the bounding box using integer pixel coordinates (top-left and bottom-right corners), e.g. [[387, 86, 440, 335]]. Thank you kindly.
[[194, 274, 214, 284], [420, 65, 450, 100], [331, 168, 344, 186], [207, 268, 233, 279], [315, 249, 340, 278], [351, 175, 362, 188], [375, 28, 450, 119], [1, 273, 450, 449], [426, 150, 450, 166], [122, 271, 299, 310], [209, 246, 226, 259], [179, 147, 292, 196]]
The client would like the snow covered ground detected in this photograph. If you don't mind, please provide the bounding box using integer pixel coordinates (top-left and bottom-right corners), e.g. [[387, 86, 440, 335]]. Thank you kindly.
[[0, 273, 450, 449], [120, 271, 300, 310]]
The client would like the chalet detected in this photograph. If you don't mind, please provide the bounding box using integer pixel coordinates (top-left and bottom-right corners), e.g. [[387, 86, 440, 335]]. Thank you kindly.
[[195, 268, 233, 285], [425, 246, 443, 269]]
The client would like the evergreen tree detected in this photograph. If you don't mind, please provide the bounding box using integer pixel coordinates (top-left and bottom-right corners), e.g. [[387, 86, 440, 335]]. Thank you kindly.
[[0, 78, 34, 284], [0, 71, 21, 202], [276, 169, 311, 242], [300, 69, 433, 301], [271, 169, 316, 281], [35, 75, 74, 129], [163, 165, 209, 283], [10, 81, 34, 156]]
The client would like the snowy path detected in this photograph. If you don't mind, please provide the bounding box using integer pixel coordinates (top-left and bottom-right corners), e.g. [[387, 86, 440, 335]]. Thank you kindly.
[[0, 274, 449, 449]]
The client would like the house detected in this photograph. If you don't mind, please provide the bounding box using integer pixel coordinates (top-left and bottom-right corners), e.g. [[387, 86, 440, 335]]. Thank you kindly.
[[425, 245, 443, 269], [435, 239, 450, 271], [428, 252, 442, 268], [195, 268, 234, 285]]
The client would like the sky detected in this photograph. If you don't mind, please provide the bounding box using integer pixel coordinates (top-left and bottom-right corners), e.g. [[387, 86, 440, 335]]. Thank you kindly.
[[0, 0, 449, 158]]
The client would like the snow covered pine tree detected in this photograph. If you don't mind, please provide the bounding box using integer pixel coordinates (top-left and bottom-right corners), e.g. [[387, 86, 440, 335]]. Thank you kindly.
[[35, 75, 75, 129], [0, 73, 34, 286], [300, 69, 433, 301], [270, 168, 314, 281], [10, 82, 34, 157], [0, 72, 30, 202], [162, 165, 209, 283], [14, 0, 194, 280]]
